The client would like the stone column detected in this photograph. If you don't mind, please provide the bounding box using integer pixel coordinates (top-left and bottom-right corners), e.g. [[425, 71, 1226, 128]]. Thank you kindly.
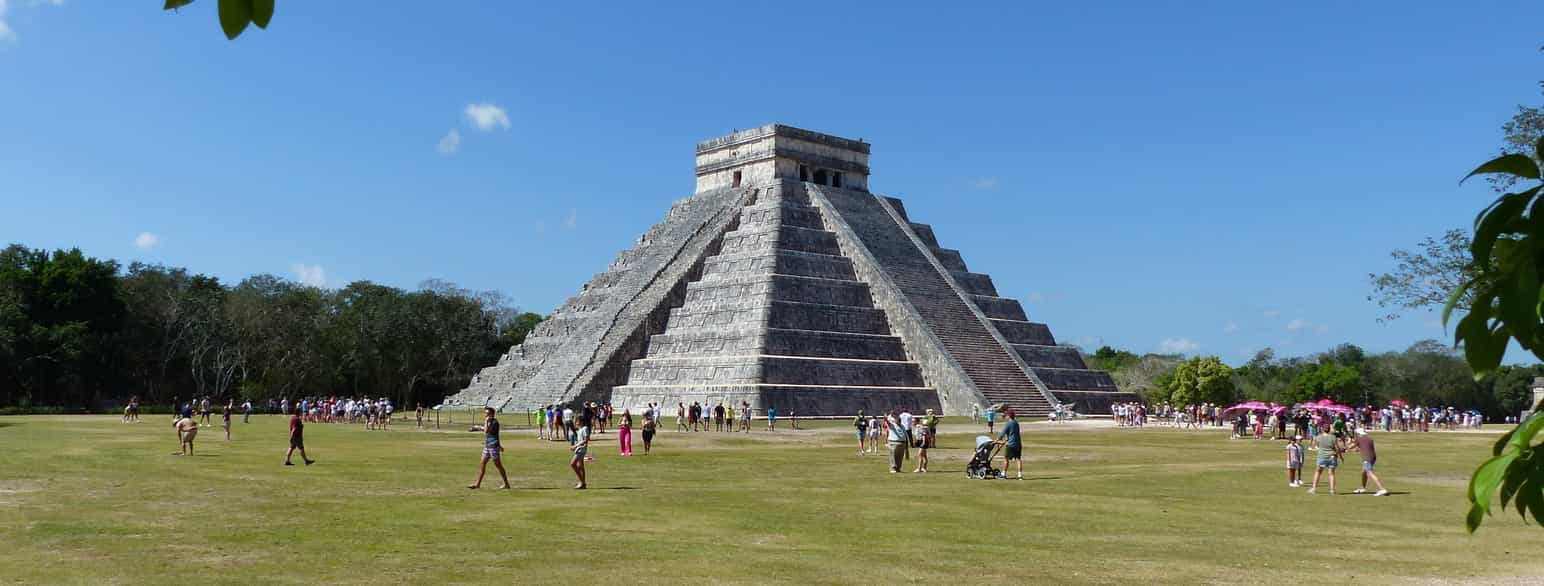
[[1532, 376, 1544, 414]]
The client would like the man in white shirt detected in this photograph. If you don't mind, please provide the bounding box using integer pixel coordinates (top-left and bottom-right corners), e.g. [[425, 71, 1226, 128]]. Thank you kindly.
[[898, 408, 914, 462]]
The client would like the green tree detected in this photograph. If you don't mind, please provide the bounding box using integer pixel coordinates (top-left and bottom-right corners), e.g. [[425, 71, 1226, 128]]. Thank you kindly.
[[1368, 229, 1477, 322], [1288, 363, 1363, 405], [1448, 134, 1544, 532], [1162, 356, 1236, 407]]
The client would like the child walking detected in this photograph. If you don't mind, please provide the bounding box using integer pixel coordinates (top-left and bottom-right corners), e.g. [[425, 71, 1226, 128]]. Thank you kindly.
[[1286, 435, 1304, 487]]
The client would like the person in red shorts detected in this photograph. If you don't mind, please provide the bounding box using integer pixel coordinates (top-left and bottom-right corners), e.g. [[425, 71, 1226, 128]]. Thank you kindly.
[[285, 403, 315, 466]]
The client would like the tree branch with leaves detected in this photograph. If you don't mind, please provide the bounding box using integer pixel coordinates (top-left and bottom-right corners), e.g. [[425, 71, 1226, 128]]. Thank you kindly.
[[1449, 135, 1544, 532]]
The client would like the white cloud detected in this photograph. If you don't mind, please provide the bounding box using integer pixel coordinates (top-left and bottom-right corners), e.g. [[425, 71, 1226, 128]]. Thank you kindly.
[[437, 129, 461, 154], [290, 263, 327, 287], [564, 208, 577, 230], [133, 232, 160, 250], [973, 177, 1000, 190], [1286, 318, 1329, 335], [1158, 337, 1200, 354], [1222, 321, 1240, 335], [0, 0, 64, 45], [0, 1, 18, 44], [463, 103, 510, 131]]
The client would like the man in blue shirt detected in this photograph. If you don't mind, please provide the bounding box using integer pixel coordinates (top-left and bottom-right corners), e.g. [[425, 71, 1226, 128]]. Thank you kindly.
[[994, 408, 1024, 480]]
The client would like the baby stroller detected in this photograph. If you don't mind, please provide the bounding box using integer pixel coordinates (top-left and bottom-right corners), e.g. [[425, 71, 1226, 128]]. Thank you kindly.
[[965, 435, 1005, 479]]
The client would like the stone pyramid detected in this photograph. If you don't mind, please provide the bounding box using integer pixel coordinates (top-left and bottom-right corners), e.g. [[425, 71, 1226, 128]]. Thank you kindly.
[[443, 125, 1133, 416]]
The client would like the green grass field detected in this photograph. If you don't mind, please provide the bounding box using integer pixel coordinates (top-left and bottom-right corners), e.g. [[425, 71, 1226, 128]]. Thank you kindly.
[[3, 415, 1543, 585]]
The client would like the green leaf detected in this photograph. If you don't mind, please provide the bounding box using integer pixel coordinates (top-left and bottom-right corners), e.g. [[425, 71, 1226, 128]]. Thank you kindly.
[[251, 0, 274, 28], [1499, 454, 1529, 510], [1469, 452, 1517, 515], [1459, 313, 1506, 377], [1494, 426, 1518, 456], [1521, 477, 1544, 525], [1442, 281, 1471, 329], [1472, 193, 1530, 264], [1512, 412, 1544, 454], [1464, 153, 1541, 183], [164, 0, 196, 10], [1467, 503, 1485, 534], [1535, 136, 1544, 166], [218, 0, 252, 40]]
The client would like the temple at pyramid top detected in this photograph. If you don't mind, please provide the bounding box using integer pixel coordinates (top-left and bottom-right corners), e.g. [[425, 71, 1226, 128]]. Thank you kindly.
[[694, 124, 871, 193], [443, 124, 1135, 417]]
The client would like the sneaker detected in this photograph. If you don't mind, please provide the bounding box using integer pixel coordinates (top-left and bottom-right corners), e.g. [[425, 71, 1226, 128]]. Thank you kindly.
[[304, 459, 315, 466], [1353, 488, 1367, 494], [284, 461, 294, 466], [1375, 489, 1389, 496], [1288, 482, 1297, 488], [1306, 488, 1316, 494]]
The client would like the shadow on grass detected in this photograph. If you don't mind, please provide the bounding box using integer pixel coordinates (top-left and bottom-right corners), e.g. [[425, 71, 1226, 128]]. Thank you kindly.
[[511, 486, 641, 491]]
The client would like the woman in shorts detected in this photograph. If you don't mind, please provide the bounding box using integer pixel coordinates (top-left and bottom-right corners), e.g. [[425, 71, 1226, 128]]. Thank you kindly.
[[641, 408, 657, 455], [570, 416, 591, 489]]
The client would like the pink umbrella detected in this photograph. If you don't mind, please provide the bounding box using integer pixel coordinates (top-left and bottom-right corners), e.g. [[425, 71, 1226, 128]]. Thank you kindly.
[[1219, 401, 1272, 417]]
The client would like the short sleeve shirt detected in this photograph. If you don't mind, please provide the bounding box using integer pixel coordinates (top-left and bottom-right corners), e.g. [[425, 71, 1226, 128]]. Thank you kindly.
[[998, 419, 1021, 448]]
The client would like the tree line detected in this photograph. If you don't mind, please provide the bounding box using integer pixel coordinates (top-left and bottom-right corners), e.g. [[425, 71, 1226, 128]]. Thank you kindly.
[[0, 244, 542, 412], [1086, 341, 1540, 419]]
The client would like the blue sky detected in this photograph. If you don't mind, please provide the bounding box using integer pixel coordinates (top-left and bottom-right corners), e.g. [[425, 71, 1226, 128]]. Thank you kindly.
[[2, 1, 1541, 364]]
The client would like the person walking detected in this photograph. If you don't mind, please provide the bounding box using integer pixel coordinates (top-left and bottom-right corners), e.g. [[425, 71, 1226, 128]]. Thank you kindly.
[[854, 411, 869, 456], [767, 406, 777, 431], [641, 408, 657, 455], [1348, 428, 1389, 496], [676, 403, 688, 432], [912, 413, 931, 473], [570, 416, 591, 489], [618, 410, 634, 456], [242, 400, 252, 424], [971, 403, 980, 424], [285, 403, 315, 466], [468, 407, 510, 490], [222, 401, 233, 441], [884, 410, 906, 474], [713, 403, 725, 432], [985, 405, 996, 434], [994, 408, 1024, 479], [1308, 426, 1340, 494], [739, 401, 753, 432]]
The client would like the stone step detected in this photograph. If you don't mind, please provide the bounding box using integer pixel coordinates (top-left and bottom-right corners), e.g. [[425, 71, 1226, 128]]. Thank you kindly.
[[624, 355, 925, 388], [1009, 344, 1088, 370], [971, 295, 1027, 321], [931, 248, 968, 272], [700, 250, 857, 281], [990, 319, 1056, 345], [949, 271, 999, 297], [684, 274, 873, 308], [718, 224, 842, 257], [663, 301, 892, 335], [738, 200, 825, 230], [609, 383, 941, 416], [1032, 367, 1121, 392]]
